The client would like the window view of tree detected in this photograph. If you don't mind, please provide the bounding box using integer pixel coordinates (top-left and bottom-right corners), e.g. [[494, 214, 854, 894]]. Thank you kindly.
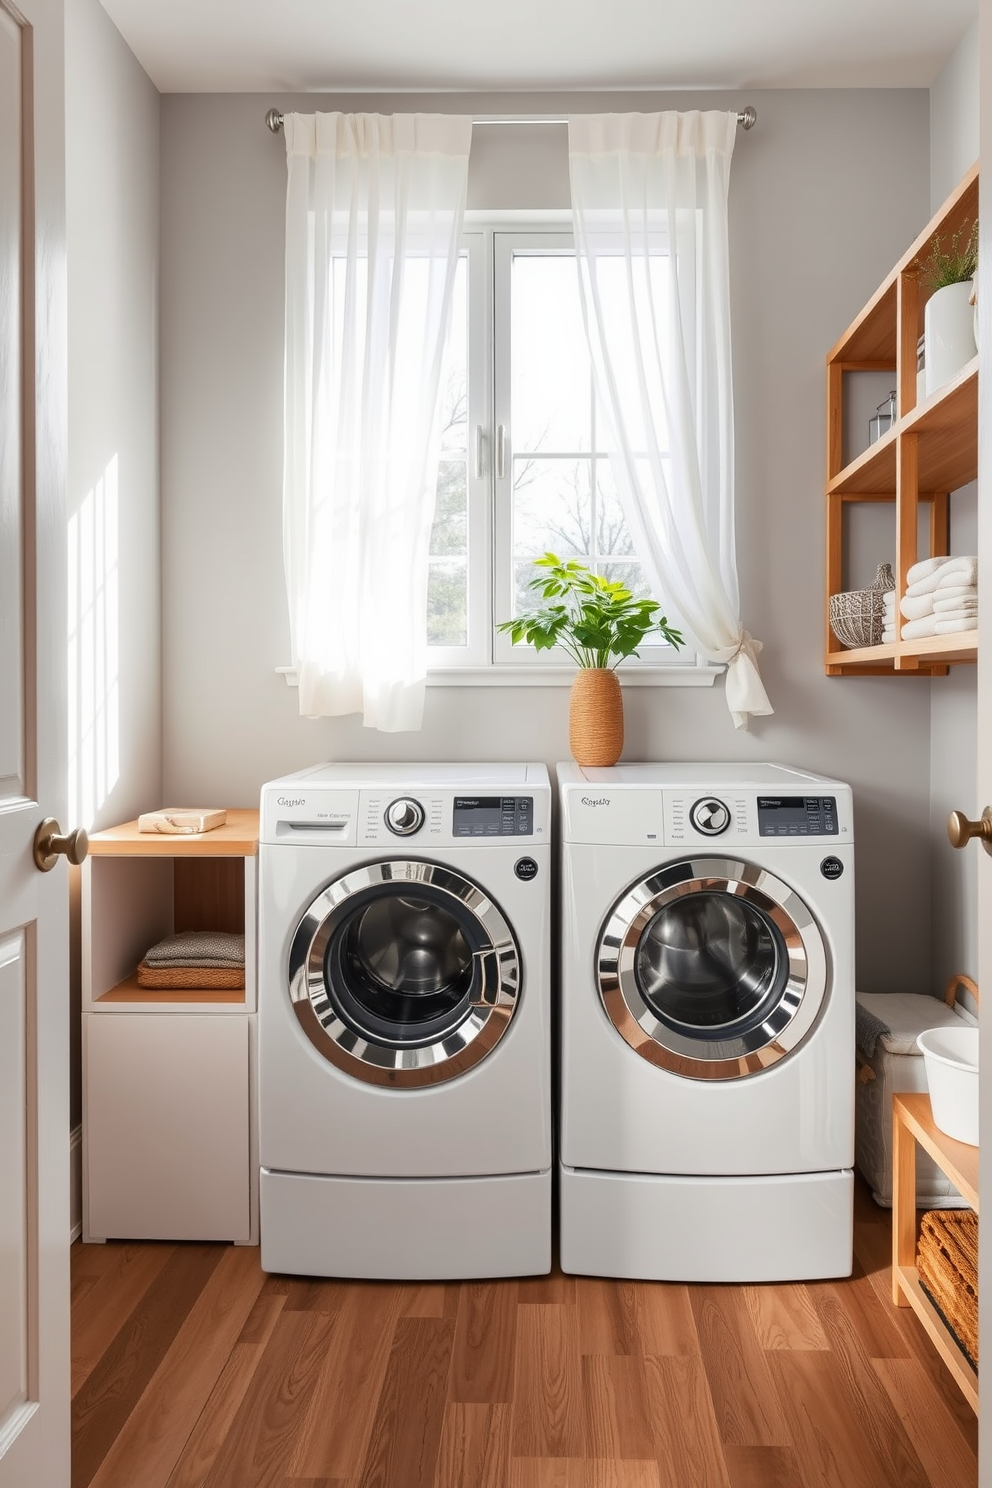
[[425, 238, 679, 662], [509, 254, 662, 637]]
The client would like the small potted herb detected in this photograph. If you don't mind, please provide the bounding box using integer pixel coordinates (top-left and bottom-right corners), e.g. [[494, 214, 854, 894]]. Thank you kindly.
[[497, 553, 683, 765], [921, 221, 978, 396]]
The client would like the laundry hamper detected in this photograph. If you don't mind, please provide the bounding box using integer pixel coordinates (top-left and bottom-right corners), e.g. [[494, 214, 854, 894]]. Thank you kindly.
[[855, 976, 978, 1207]]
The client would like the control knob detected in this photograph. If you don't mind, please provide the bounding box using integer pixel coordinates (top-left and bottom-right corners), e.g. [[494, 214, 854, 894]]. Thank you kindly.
[[689, 796, 731, 836], [384, 796, 425, 836]]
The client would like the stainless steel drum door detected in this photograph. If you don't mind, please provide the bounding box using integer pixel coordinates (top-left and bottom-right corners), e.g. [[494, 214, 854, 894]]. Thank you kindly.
[[288, 860, 520, 1087], [597, 857, 828, 1081]]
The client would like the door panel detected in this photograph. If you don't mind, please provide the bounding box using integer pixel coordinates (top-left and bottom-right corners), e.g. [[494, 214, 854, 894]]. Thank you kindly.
[[0, 934, 28, 1445], [0, 0, 70, 1481], [0, 3, 23, 799]]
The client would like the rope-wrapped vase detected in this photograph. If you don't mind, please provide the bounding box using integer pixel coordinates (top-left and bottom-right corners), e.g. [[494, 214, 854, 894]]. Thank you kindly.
[[569, 668, 623, 767]]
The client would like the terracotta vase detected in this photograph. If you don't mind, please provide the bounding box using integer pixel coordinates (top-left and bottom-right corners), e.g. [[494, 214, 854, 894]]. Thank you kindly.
[[569, 668, 623, 767]]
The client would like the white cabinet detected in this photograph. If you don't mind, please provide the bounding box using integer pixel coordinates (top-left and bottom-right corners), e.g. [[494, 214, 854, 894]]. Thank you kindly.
[[81, 810, 259, 1244]]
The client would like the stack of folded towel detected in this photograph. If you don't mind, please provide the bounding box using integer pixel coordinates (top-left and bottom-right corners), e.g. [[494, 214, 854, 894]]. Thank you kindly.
[[880, 555, 978, 642]]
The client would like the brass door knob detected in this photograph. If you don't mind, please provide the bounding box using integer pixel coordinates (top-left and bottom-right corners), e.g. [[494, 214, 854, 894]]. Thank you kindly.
[[33, 818, 89, 872], [947, 807, 992, 855]]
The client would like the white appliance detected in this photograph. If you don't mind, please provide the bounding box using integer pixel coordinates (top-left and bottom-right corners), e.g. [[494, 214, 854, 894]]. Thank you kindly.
[[558, 761, 855, 1283], [258, 762, 552, 1279]]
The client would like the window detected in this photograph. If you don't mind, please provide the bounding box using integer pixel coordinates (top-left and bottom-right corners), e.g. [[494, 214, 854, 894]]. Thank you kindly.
[[425, 227, 703, 678]]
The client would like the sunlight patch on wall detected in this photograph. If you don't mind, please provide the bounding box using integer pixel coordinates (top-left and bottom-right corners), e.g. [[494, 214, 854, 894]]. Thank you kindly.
[[68, 455, 120, 828]]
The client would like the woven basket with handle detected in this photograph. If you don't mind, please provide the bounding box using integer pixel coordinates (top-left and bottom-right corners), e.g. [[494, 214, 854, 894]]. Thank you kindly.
[[829, 562, 895, 649]]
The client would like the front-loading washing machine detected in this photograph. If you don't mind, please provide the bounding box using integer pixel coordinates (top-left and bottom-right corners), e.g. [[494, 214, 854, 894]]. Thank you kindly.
[[258, 762, 551, 1279], [558, 761, 855, 1283]]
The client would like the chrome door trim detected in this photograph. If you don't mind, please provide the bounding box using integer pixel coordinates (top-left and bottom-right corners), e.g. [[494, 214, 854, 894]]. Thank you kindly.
[[288, 859, 520, 1088], [597, 857, 828, 1082]]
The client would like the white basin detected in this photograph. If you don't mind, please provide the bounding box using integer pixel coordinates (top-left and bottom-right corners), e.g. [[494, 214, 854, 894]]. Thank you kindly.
[[917, 1026, 979, 1147]]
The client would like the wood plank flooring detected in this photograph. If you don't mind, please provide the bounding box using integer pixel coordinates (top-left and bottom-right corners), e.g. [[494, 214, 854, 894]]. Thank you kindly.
[[70, 1179, 977, 1488]]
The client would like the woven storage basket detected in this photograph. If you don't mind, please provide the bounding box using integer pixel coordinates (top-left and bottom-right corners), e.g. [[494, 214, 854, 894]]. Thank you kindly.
[[917, 1208, 979, 1367], [829, 562, 894, 648], [569, 668, 623, 767], [137, 962, 245, 990]]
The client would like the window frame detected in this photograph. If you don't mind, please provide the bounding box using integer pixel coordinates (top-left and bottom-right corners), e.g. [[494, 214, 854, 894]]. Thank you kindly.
[[278, 214, 719, 691]]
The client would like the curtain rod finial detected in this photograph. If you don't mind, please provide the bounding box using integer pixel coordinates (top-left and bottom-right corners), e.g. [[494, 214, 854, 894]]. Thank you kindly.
[[266, 108, 284, 134], [737, 105, 756, 131]]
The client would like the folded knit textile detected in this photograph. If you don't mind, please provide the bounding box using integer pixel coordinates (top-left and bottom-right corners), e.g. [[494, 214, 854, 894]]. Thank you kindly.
[[138, 930, 246, 990], [899, 591, 936, 621], [934, 591, 977, 614], [905, 555, 978, 597], [143, 931, 245, 966], [902, 612, 978, 640], [933, 584, 977, 607]]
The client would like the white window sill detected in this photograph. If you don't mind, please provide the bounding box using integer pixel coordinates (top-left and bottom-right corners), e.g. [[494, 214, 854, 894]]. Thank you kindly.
[[276, 664, 719, 689]]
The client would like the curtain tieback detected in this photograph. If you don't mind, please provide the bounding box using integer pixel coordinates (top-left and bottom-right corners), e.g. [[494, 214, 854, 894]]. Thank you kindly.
[[728, 629, 762, 666], [723, 629, 773, 732]]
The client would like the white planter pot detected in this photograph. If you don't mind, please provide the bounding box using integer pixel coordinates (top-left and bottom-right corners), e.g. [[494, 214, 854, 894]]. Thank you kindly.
[[924, 280, 977, 396]]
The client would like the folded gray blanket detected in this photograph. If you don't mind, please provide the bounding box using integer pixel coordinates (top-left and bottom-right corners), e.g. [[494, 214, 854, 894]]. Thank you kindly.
[[855, 1000, 891, 1060], [143, 930, 245, 968]]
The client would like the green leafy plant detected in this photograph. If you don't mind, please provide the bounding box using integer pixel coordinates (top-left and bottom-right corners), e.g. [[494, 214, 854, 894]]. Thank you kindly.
[[921, 221, 978, 291], [497, 553, 684, 669]]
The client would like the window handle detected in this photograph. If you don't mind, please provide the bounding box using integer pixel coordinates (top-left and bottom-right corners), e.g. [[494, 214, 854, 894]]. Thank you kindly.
[[474, 425, 485, 479], [496, 424, 506, 480]]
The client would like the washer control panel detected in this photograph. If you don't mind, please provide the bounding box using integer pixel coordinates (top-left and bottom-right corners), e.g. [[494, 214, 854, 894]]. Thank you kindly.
[[384, 796, 426, 836], [757, 795, 838, 837], [688, 797, 732, 836], [453, 796, 534, 838]]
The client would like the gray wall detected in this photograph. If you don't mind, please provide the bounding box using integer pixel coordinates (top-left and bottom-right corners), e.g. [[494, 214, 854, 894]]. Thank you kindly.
[[65, 0, 161, 1121], [159, 87, 934, 994], [931, 17, 980, 214], [928, 23, 980, 994]]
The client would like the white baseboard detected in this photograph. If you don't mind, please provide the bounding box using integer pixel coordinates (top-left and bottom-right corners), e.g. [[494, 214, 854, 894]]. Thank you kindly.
[[70, 1123, 82, 1242]]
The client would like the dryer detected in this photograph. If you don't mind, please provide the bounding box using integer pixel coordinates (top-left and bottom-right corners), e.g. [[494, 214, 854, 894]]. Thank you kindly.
[[558, 761, 855, 1282], [258, 762, 552, 1279]]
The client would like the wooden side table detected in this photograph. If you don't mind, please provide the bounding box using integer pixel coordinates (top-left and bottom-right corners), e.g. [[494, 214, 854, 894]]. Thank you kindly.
[[892, 1091, 979, 1412]]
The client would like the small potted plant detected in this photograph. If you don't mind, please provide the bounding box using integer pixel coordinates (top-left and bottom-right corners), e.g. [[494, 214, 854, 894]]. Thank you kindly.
[[921, 220, 978, 396], [497, 553, 684, 766]]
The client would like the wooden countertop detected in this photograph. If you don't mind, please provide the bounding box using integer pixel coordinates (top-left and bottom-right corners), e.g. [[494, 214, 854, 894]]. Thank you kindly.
[[87, 807, 259, 857]]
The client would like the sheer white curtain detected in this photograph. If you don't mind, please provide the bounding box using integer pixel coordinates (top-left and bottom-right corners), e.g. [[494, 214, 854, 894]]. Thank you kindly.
[[568, 112, 772, 729], [282, 112, 472, 730]]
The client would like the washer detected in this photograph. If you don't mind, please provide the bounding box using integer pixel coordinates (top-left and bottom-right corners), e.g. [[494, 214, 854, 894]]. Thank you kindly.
[[558, 761, 855, 1283], [258, 762, 552, 1279]]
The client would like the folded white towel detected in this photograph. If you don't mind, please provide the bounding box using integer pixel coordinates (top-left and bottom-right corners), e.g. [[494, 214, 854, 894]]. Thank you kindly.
[[901, 615, 939, 640], [933, 593, 977, 614], [934, 615, 979, 634], [937, 558, 978, 588], [906, 555, 979, 596], [881, 626, 897, 643], [882, 591, 896, 610], [899, 592, 935, 620], [933, 580, 975, 604]]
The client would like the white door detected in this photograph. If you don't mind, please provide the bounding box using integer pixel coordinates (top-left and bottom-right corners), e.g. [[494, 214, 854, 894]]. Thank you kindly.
[[0, 0, 71, 1484], [975, 14, 992, 1479]]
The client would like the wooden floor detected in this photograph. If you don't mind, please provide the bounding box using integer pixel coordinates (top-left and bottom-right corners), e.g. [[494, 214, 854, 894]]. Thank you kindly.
[[71, 1179, 977, 1488]]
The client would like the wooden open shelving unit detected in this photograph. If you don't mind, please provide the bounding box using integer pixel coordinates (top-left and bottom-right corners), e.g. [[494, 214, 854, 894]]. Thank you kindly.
[[892, 1091, 979, 1413], [825, 164, 979, 676], [81, 808, 260, 1245]]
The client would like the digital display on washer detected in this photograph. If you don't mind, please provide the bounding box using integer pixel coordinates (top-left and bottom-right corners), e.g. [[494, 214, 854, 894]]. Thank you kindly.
[[757, 795, 838, 837], [453, 796, 534, 837]]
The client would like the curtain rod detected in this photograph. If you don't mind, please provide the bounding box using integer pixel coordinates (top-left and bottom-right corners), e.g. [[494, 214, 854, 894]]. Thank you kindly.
[[265, 105, 757, 134]]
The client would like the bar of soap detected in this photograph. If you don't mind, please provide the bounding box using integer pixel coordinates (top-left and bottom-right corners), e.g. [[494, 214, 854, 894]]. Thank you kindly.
[[137, 808, 228, 835]]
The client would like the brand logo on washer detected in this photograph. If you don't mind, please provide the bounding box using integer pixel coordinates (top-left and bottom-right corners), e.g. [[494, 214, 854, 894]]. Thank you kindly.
[[581, 797, 611, 807], [277, 796, 306, 808], [820, 856, 844, 880]]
